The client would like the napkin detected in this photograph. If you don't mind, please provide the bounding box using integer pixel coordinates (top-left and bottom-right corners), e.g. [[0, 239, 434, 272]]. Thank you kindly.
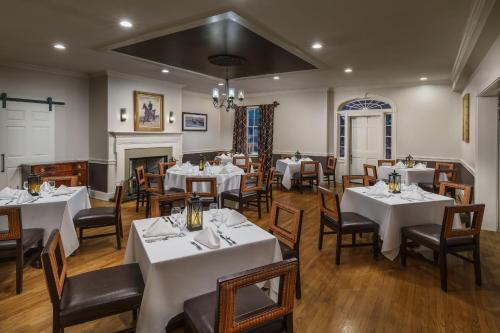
[[16, 190, 34, 204], [284, 157, 291, 162], [0, 187, 16, 199], [366, 181, 390, 197], [226, 162, 234, 167], [143, 218, 181, 238], [394, 161, 406, 169], [183, 161, 192, 167], [169, 164, 181, 171], [205, 161, 211, 168], [220, 153, 228, 158], [53, 185, 72, 196], [234, 153, 244, 157], [224, 209, 247, 227], [194, 227, 221, 249], [401, 190, 425, 201], [219, 166, 230, 174], [301, 157, 313, 161], [414, 163, 426, 169]]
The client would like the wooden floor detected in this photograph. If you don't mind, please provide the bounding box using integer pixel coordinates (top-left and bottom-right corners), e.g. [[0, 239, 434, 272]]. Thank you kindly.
[[1, 184, 500, 332]]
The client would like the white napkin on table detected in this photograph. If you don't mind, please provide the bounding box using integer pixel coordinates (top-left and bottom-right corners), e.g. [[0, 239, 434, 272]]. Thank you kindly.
[[219, 153, 228, 159], [219, 166, 230, 174], [16, 190, 34, 204], [301, 157, 313, 161], [414, 163, 426, 170], [224, 209, 247, 227], [394, 161, 406, 169], [194, 227, 221, 249], [366, 181, 390, 197], [53, 185, 73, 196], [0, 187, 16, 199], [205, 161, 211, 168], [284, 158, 291, 162], [169, 164, 181, 171], [401, 189, 425, 201], [143, 218, 180, 238]]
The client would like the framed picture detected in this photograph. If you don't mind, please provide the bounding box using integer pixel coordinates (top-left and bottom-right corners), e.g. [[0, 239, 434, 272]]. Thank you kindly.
[[134, 91, 164, 132], [182, 112, 208, 131], [462, 93, 470, 143]]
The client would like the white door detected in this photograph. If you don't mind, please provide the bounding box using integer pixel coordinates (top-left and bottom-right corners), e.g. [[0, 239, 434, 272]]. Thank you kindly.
[[0, 102, 55, 189], [350, 116, 382, 175]]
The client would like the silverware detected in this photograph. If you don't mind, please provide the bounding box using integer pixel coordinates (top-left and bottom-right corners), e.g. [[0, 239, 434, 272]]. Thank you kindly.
[[190, 240, 203, 250], [232, 223, 252, 229], [144, 232, 186, 243], [162, 216, 173, 226], [217, 230, 236, 245]]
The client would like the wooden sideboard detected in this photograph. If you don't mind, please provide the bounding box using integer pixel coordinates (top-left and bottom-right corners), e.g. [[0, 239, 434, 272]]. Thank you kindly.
[[21, 161, 88, 186]]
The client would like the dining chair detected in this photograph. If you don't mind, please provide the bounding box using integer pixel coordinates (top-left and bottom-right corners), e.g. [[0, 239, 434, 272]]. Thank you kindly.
[[149, 192, 189, 217], [439, 182, 473, 226], [207, 159, 220, 166], [435, 162, 455, 170], [159, 161, 176, 176], [363, 164, 378, 185], [401, 204, 485, 291], [297, 161, 320, 194], [323, 156, 337, 187], [250, 161, 262, 173], [73, 184, 124, 249], [183, 259, 297, 333], [41, 230, 144, 333], [41, 175, 78, 187], [135, 166, 148, 212], [318, 186, 379, 265], [281, 154, 293, 159], [268, 201, 304, 299], [419, 169, 457, 193], [0, 207, 44, 294], [341, 175, 370, 192], [186, 177, 218, 207], [259, 167, 275, 212], [377, 159, 395, 167], [221, 172, 263, 219], [233, 156, 248, 170]]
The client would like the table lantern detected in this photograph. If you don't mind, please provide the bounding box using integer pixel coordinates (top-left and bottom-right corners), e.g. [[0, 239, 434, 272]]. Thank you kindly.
[[198, 154, 205, 171], [187, 193, 203, 231], [388, 171, 401, 193], [405, 154, 414, 168], [27, 173, 41, 196]]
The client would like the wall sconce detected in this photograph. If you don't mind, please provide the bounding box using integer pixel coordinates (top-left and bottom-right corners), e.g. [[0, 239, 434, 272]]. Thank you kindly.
[[169, 111, 175, 124], [120, 108, 127, 122]]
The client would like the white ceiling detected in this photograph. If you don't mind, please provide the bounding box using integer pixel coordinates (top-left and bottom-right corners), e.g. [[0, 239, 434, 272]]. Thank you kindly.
[[0, 0, 473, 93]]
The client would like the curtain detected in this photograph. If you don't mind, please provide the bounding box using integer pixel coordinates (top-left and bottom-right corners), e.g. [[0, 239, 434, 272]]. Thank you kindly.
[[258, 102, 279, 174], [232, 106, 247, 154]]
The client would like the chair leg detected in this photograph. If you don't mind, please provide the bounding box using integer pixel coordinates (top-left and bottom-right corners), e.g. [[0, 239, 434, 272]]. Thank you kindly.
[[79, 227, 83, 243], [473, 238, 482, 286], [336, 230, 342, 265], [401, 234, 407, 267], [285, 313, 293, 333], [333, 173, 336, 188], [265, 193, 269, 213], [16, 243, 23, 294], [257, 197, 262, 219], [373, 232, 379, 259], [433, 251, 439, 265], [352, 233, 356, 245], [439, 250, 448, 291], [135, 190, 140, 212], [318, 222, 324, 250], [295, 258, 302, 299], [115, 222, 122, 250], [53, 309, 61, 333], [119, 216, 124, 238], [132, 308, 138, 321]]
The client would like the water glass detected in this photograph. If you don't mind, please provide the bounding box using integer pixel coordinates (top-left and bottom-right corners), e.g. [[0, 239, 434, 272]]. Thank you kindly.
[[213, 210, 224, 229], [48, 180, 56, 191], [209, 203, 218, 222], [171, 207, 182, 227], [23, 181, 28, 191]]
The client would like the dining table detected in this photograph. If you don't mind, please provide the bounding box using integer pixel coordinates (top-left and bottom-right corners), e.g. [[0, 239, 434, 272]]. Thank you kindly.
[[124, 211, 282, 333], [340, 186, 458, 260], [215, 154, 251, 166], [378, 165, 445, 185], [0, 186, 90, 256], [276, 158, 324, 190]]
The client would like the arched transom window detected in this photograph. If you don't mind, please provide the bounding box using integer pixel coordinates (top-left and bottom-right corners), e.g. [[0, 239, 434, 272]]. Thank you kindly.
[[340, 98, 392, 111]]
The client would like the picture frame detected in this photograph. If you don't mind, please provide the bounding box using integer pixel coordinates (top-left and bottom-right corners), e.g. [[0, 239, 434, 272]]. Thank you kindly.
[[134, 91, 164, 132], [462, 93, 470, 143], [182, 112, 208, 131]]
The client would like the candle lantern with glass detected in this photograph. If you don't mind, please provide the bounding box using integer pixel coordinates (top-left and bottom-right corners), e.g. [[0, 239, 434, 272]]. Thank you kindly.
[[187, 193, 203, 231], [27, 173, 41, 196], [388, 171, 401, 193]]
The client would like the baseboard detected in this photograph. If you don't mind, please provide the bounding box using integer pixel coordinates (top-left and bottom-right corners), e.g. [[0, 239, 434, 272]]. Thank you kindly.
[[89, 189, 114, 201]]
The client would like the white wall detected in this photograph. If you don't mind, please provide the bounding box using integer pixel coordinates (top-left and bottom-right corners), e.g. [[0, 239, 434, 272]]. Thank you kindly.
[[0, 65, 89, 161], [89, 75, 108, 161], [182, 91, 222, 153]]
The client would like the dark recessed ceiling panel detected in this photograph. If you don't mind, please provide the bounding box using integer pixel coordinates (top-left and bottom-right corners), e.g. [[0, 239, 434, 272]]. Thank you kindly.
[[113, 19, 316, 79]]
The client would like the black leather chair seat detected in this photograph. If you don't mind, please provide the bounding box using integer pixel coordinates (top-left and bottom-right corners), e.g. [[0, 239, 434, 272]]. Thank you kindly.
[[222, 189, 258, 199], [323, 212, 378, 233], [300, 174, 318, 179], [184, 285, 284, 333], [60, 263, 144, 326], [167, 187, 185, 193], [0, 228, 44, 251], [402, 224, 473, 248], [279, 240, 296, 260], [73, 207, 115, 228], [418, 183, 434, 193]]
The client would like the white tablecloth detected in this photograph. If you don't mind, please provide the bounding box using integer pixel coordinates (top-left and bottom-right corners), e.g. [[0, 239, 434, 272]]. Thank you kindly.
[[379, 166, 438, 185], [165, 165, 244, 194], [124, 212, 282, 333], [215, 155, 251, 166], [276, 159, 324, 190], [340, 187, 457, 260], [0, 186, 90, 256]]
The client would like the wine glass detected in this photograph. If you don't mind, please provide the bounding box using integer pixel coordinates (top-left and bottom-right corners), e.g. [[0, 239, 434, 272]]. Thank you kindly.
[[23, 181, 28, 191], [48, 180, 56, 192], [209, 203, 218, 222], [171, 207, 181, 227]]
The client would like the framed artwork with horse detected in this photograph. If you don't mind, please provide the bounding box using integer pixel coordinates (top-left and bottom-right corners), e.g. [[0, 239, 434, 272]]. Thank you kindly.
[[134, 91, 164, 132]]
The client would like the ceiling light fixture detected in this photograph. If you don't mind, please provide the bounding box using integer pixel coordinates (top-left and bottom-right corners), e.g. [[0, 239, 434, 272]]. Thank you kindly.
[[312, 42, 323, 49], [420, 76, 428, 81], [209, 54, 246, 112], [53, 43, 66, 50], [161, 69, 169, 73], [218, 82, 224, 86], [344, 68, 353, 73], [120, 20, 133, 28], [273, 76, 280, 80]]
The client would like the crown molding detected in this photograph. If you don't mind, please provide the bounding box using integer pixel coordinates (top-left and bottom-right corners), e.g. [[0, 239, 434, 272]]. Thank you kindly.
[[0, 62, 88, 78], [105, 70, 186, 89], [451, 0, 496, 92]]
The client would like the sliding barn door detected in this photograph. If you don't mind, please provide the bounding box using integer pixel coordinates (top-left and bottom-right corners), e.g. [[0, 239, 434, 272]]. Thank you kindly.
[[0, 102, 54, 188]]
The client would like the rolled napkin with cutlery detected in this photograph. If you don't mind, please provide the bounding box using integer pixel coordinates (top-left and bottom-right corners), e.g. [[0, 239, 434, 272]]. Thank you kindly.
[[414, 163, 427, 169], [143, 219, 181, 238], [193, 227, 221, 249], [0, 187, 16, 199], [224, 209, 247, 227], [394, 161, 406, 169], [17, 190, 34, 204], [53, 185, 73, 196], [366, 181, 390, 197]]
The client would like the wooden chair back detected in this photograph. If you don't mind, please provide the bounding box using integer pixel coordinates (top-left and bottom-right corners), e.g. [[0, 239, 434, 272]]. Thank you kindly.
[[281, 154, 292, 159], [150, 192, 189, 218], [433, 169, 457, 187], [41, 230, 67, 305], [268, 201, 304, 250], [240, 172, 263, 195], [327, 156, 337, 171], [265, 167, 276, 191], [233, 156, 248, 168], [341, 175, 370, 192], [135, 166, 146, 187], [214, 259, 298, 333], [186, 177, 217, 199], [363, 164, 378, 180], [145, 174, 165, 194], [300, 161, 319, 176], [441, 204, 484, 239], [41, 176, 78, 187], [113, 184, 124, 216], [318, 186, 341, 222], [435, 162, 455, 170], [438, 182, 472, 205], [159, 161, 177, 176], [378, 160, 395, 167], [250, 162, 262, 173], [207, 160, 221, 166], [0, 207, 22, 241]]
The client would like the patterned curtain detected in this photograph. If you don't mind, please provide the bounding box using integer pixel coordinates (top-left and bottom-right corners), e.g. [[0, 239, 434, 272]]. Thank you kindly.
[[258, 102, 279, 174], [232, 106, 247, 154]]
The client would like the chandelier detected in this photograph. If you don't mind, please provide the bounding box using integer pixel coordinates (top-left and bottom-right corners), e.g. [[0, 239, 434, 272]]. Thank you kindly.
[[209, 54, 246, 112]]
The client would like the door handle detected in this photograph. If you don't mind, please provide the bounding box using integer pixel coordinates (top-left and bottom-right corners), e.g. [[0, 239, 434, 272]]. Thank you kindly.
[[1, 154, 4, 172]]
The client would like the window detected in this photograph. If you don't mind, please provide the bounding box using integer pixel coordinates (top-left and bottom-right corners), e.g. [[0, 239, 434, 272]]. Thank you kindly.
[[247, 107, 261, 156], [340, 99, 392, 111], [338, 115, 345, 158], [385, 114, 392, 159]]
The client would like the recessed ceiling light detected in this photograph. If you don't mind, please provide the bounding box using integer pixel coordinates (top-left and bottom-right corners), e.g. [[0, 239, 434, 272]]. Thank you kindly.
[[344, 68, 353, 73], [273, 76, 280, 80], [312, 42, 323, 49], [161, 69, 169, 74], [120, 20, 133, 28], [218, 82, 224, 86], [420, 76, 428, 81], [53, 43, 66, 50]]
